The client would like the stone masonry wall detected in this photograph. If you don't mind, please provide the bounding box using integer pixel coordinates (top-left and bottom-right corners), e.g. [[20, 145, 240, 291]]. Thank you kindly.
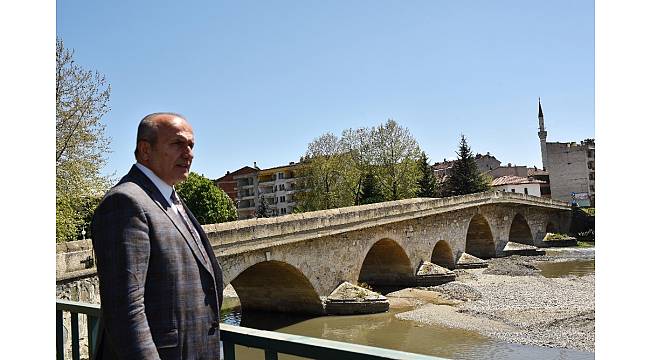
[[56, 192, 571, 317]]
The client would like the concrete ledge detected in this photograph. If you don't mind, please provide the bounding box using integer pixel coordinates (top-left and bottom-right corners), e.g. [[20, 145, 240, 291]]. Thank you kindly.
[[456, 252, 489, 269], [56, 239, 96, 280], [325, 300, 389, 315], [325, 282, 389, 315], [539, 233, 578, 247], [502, 242, 546, 256], [415, 274, 456, 286], [415, 261, 456, 286]]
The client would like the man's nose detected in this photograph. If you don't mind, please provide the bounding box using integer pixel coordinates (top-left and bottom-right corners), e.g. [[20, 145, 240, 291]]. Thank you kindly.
[[183, 145, 193, 159]]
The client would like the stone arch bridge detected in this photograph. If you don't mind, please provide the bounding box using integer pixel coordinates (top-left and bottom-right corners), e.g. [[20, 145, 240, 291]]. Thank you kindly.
[[201, 191, 570, 315]]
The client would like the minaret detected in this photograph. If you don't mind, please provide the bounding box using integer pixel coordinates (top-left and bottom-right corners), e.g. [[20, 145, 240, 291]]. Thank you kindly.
[[537, 98, 548, 170]]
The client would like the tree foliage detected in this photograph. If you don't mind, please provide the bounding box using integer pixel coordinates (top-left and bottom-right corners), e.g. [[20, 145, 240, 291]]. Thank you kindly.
[[295, 119, 423, 211], [176, 172, 238, 224], [340, 127, 375, 205], [56, 38, 112, 242], [373, 119, 422, 200], [293, 133, 354, 211], [443, 135, 490, 196], [359, 173, 384, 205], [256, 195, 272, 218], [416, 151, 437, 197]]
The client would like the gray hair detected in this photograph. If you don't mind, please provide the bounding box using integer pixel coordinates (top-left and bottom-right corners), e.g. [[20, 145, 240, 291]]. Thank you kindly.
[[134, 112, 186, 158]]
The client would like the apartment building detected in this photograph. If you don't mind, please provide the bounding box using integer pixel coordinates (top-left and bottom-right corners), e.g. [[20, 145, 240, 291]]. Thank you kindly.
[[215, 162, 301, 219]]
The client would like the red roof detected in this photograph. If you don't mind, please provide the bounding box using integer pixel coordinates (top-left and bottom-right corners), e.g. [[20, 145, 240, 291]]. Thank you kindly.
[[491, 176, 545, 186], [527, 168, 549, 176]]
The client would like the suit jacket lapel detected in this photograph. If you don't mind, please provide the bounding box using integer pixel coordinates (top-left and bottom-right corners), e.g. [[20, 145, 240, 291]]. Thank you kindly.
[[123, 166, 216, 279]]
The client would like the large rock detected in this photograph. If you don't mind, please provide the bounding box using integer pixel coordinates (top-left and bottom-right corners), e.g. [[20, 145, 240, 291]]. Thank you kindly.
[[502, 242, 546, 256], [325, 281, 389, 315], [415, 261, 456, 286], [456, 252, 489, 269]]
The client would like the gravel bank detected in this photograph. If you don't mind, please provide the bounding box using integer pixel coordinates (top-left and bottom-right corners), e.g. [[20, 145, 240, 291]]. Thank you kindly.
[[394, 250, 595, 352]]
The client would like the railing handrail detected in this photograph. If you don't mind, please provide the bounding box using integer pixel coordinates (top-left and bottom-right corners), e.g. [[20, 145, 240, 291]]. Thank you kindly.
[[56, 299, 447, 360], [220, 323, 444, 360], [57, 298, 102, 317]]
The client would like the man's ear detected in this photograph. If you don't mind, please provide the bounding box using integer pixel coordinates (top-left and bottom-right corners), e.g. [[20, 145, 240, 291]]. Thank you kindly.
[[137, 140, 152, 161]]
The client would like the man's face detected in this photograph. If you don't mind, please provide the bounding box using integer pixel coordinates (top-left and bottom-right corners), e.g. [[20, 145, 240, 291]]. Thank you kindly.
[[143, 116, 195, 186]]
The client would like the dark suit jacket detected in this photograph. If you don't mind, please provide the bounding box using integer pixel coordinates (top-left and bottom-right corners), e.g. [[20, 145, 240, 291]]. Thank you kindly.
[[91, 165, 224, 359]]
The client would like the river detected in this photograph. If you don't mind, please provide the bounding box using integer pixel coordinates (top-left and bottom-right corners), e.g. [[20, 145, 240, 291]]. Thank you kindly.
[[220, 255, 595, 360]]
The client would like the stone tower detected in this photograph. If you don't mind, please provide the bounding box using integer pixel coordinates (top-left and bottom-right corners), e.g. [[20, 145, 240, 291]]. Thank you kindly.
[[537, 98, 548, 170]]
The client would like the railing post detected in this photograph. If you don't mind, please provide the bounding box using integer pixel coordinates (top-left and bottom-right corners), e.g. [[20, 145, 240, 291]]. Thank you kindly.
[[71, 312, 80, 360], [56, 309, 64, 360], [264, 349, 278, 360], [223, 341, 236, 360]]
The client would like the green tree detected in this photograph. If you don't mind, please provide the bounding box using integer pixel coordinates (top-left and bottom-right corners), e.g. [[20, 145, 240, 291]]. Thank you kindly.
[[176, 172, 238, 224], [256, 195, 271, 218], [444, 135, 490, 196], [340, 127, 376, 205], [359, 172, 384, 205], [56, 38, 112, 242], [373, 119, 422, 200], [293, 133, 354, 211], [416, 151, 437, 197]]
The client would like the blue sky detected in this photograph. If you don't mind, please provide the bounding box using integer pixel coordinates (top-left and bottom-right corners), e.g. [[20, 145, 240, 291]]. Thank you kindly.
[[56, 0, 594, 180]]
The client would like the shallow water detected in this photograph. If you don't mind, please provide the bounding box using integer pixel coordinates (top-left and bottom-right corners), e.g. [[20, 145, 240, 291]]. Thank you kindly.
[[536, 259, 595, 278], [220, 304, 594, 360], [219, 252, 596, 359]]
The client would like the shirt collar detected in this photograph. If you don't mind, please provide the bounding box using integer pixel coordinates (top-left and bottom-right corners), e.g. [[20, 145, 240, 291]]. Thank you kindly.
[[135, 162, 174, 206]]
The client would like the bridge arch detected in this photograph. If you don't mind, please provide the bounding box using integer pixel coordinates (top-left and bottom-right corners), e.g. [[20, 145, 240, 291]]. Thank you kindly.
[[230, 260, 324, 314], [509, 213, 534, 245], [358, 238, 414, 289], [465, 214, 496, 258], [430, 240, 455, 269]]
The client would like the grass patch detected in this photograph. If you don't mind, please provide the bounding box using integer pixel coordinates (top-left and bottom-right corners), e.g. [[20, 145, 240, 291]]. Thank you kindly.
[[358, 282, 374, 291], [580, 207, 595, 216], [577, 241, 595, 248], [544, 232, 574, 241]]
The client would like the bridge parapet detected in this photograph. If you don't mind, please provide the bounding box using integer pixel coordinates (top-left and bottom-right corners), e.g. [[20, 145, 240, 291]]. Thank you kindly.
[[204, 191, 570, 256]]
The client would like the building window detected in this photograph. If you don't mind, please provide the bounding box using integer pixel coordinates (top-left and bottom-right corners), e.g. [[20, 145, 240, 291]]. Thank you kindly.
[[280, 196, 286, 203], [589, 173, 595, 180], [524, 188, 528, 195], [278, 173, 284, 179], [587, 161, 595, 170], [590, 185, 595, 192]]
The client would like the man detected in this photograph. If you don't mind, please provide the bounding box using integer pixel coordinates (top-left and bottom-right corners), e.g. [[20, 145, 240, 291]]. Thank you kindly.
[[92, 113, 223, 359]]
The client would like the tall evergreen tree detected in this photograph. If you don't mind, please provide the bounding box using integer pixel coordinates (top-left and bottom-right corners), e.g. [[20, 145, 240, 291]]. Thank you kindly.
[[359, 173, 385, 205], [445, 135, 490, 196], [416, 151, 437, 197], [256, 195, 271, 218]]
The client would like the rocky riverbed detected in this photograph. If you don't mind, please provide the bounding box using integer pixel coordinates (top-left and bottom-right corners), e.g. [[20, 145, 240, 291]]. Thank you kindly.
[[391, 248, 595, 352]]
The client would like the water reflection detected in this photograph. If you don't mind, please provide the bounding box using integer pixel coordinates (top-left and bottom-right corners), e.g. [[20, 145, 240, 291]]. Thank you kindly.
[[536, 260, 595, 278]]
